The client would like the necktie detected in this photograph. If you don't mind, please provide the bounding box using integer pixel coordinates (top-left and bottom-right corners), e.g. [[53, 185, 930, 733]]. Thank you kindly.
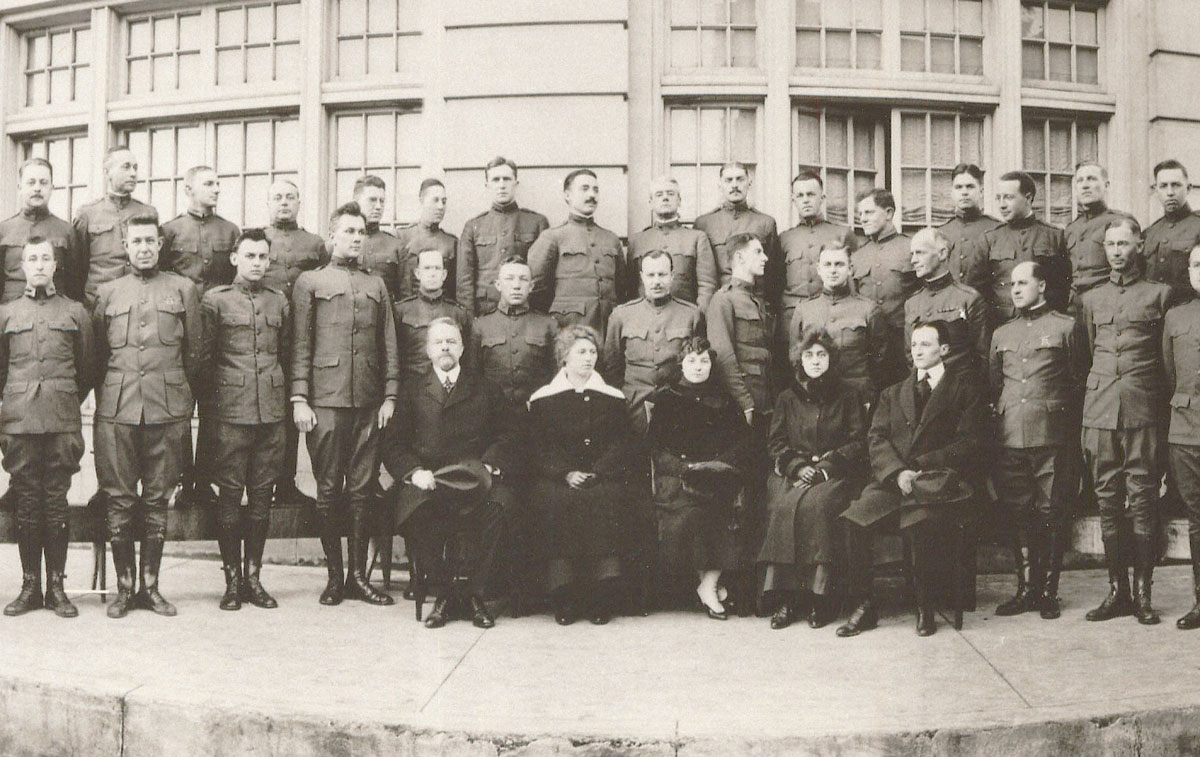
[[915, 377, 932, 418], [443, 376, 454, 396]]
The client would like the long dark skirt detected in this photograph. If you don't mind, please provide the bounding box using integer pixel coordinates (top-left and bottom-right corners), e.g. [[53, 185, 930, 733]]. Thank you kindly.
[[757, 474, 853, 567], [529, 476, 625, 560], [655, 500, 739, 574]]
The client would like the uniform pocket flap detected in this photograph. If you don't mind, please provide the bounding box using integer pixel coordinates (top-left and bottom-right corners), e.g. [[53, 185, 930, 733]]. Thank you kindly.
[[1087, 374, 1100, 389], [270, 370, 285, 386], [475, 235, 497, 246], [365, 287, 383, 303], [623, 325, 650, 340], [314, 288, 341, 301], [218, 372, 245, 386], [742, 363, 764, 376], [1172, 393, 1192, 409], [731, 300, 762, 321], [552, 302, 587, 315], [106, 303, 132, 317], [1093, 310, 1115, 324], [666, 327, 691, 339], [48, 319, 78, 332], [222, 311, 252, 326], [165, 369, 187, 385], [523, 332, 548, 346], [265, 313, 283, 327], [4, 321, 33, 334], [314, 355, 340, 368], [157, 297, 184, 314], [480, 333, 507, 347], [89, 222, 114, 234], [3, 381, 27, 393]]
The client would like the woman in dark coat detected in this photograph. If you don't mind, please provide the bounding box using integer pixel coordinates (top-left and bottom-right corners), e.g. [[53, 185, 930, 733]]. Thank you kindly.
[[758, 328, 868, 630], [647, 337, 749, 620], [527, 324, 633, 625]]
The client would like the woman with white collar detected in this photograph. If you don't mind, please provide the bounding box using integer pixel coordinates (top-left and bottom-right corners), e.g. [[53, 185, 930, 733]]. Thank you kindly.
[[527, 325, 633, 625]]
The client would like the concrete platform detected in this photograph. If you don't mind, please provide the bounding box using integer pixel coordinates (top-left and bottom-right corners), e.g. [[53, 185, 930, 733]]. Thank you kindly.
[[3, 548, 1200, 755]]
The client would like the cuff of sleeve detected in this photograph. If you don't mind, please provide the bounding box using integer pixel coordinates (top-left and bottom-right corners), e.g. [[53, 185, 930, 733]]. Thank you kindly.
[[290, 395, 308, 404]]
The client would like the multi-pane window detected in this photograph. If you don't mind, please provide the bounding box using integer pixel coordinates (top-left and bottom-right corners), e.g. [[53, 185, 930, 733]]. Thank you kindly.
[[795, 107, 884, 226], [900, 0, 984, 75], [23, 25, 91, 107], [125, 12, 202, 95], [1021, 1, 1099, 85], [668, 104, 758, 221], [669, 0, 757, 69], [335, 0, 422, 78], [216, 2, 302, 86], [332, 110, 423, 229], [123, 123, 206, 219], [19, 133, 90, 220], [796, 0, 882, 70], [1023, 116, 1101, 225], [898, 111, 985, 228]]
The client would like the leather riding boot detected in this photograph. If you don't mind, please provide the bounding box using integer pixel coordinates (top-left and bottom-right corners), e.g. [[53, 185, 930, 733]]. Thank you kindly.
[[344, 513, 393, 605], [4, 525, 42, 616], [241, 520, 277, 609], [1176, 535, 1200, 630], [106, 539, 138, 618], [995, 534, 1035, 616], [136, 537, 177, 616], [216, 526, 242, 611], [1086, 534, 1133, 621], [318, 513, 344, 605], [42, 524, 77, 618], [1039, 524, 1065, 619], [1133, 535, 1161, 625]]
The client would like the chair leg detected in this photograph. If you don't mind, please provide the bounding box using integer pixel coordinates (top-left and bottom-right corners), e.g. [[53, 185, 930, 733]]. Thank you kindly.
[[380, 534, 393, 590], [91, 539, 107, 603], [953, 524, 965, 631]]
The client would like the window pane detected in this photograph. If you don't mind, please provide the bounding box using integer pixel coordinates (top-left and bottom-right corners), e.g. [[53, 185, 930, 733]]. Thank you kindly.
[[1049, 175, 1072, 226], [901, 34, 925, 72], [154, 17, 176, 52], [1048, 122, 1071, 171], [150, 129, 174, 179], [246, 45, 271, 83], [731, 30, 755, 66], [826, 115, 847, 165], [50, 31, 72, 65], [796, 112, 820, 164], [337, 116, 364, 166], [674, 168, 698, 221], [855, 0, 882, 28], [178, 14, 201, 49], [129, 21, 151, 56], [1077, 47, 1098, 84], [26, 72, 45, 106], [700, 29, 726, 66], [931, 36, 955, 73], [47, 139, 69, 175], [698, 165, 722, 215], [1078, 124, 1099, 162], [1046, 6, 1070, 42], [672, 0, 699, 26], [1021, 5, 1043, 39], [369, 0, 398, 31], [247, 5, 273, 44], [1023, 122, 1045, 170], [366, 113, 395, 164], [732, 109, 756, 162], [246, 121, 273, 172], [699, 108, 725, 161], [244, 175, 270, 222], [1076, 8, 1098, 45], [826, 170, 849, 224], [929, 0, 954, 34], [216, 123, 244, 174], [50, 69, 71, 102], [218, 9, 243, 45], [797, 0, 821, 26], [671, 30, 698, 68], [700, 0, 726, 25], [671, 108, 697, 163], [74, 67, 91, 102], [730, 0, 755, 24], [901, 169, 927, 225], [397, 34, 419, 73], [857, 31, 881, 69], [275, 119, 302, 172], [177, 126, 205, 170], [1022, 42, 1044, 80], [959, 0, 983, 36], [340, 0, 367, 35], [960, 118, 982, 162], [899, 0, 924, 32], [339, 38, 366, 77], [153, 57, 174, 92], [825, 0, 852, 28], [217, 175, 244, 224], [928, 116, 954, 165], [276, 2, 302, 40], [395, 112, 421, 163], [75, 28, 91, 63], [178, 53, 202, 88], [853, 119, 875, 168], [901, 113, 926, 164], [1048, 43, 1071, 82], [128, 58, 149, 94], [931, 169, 954, 223], [217, 48, 242, 85], [960, 37, 983, 75], [826, 30, 851, 68], [796, 30, 821, 67]]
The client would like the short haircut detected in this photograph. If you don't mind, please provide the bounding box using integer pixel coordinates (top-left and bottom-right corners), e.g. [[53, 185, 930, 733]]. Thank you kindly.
[[185, 165, 215, 184], [857, 187, 895, 212], [104, 145, 135, 165], [792, 169, 823, 189], [123, 213, 159, 234], [726, 232, 759, 263], [912, 227, 950, 252], [235, 227, 269, 250], [1075, 160, 1108, 179], [719, 162, 750, 179], [328, 201, 365, 230], [639, 249, 674, 272], [951, 163, 985, 183], [679, 336, 713, 362], [1020, 260, 1048, 283], [563, 168, 597, 192], [999, 170, 1038, 200], [912, 320, 951, 347], [1104, 217, 1142, 238], [817, 244, 851, 262], [497, 255, 530, 271], [425, 316, 462, 346], [22, 235, 49, 250], [554, 324, 601, 366], [485, 156, 518, 180], [18, 157, 52, 180], [791, 327, 837, 368], [269, 178, 299, 194], [418, 178, 444, 197], [352, 174, 386, 196], [1154, 159, 1189, 182]]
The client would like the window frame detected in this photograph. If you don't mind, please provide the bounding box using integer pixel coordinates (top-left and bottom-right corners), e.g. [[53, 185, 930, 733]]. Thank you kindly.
[[18, 130, 90, 221], [213, 1, 303, 88], [1021, 112, 1107, 225], [666, 0, 760, 72], [1020, 0, 1105, 90], [21, 23, 91, 110], [792, 104, 887, 227], [663, 100, 763, 223], [898, 0, 986, 77], [332, 0, 423, 81], [892, 108, 990, 231], [328, 106, 425, 231], [794, 0, 885, 72]]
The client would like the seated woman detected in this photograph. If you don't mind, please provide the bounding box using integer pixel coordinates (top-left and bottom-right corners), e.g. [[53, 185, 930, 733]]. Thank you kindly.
[[758, 328, 868, 630], [527, 325, 633, 625], [646, 337, 749, 620]]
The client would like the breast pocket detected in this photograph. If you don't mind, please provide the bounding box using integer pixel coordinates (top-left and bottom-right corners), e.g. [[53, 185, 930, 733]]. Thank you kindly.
[[46, 319, 79, 362], [557, 248, 591, 277], [263, 312, 284, 354], [105, 303, 132, 348], [732, 300, 765, 344], [622, 325, 653, 363], [156, 297, 185, 345], [314, 287, 343, 326], [832, 316, 868, 349], [3, 320, 33, 353]]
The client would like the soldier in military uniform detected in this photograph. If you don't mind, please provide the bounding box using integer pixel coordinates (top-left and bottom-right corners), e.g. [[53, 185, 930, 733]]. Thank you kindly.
[[1165, 244, 1200, 630], [0, 158, 73, 303], [938, 163, 1001, 291], [978, 171, 1071, 326], [470, 257, 557, 408], [789, 245, 887, 396], [604, 250, 705, 431], [989, 261, 1086, 621], [457, 157, 549, 317], [396, 178, 457, 301], [200, 228, 289, 611], [1144, 159, 1200, 306], [904, 228, 988, 375], [291, 201, 399, 607], [779, 170, 857, 332], [1079, 218, 1172, 625], [352, 175, 404, 299], [1066, 162, 1135, 303], [626, 176, 718, 309], [92, 214, 203, 619], [693, 162, 781, 304], [71, 146, 158, 308], [394, 249, 471, 383], [0, 238, 93, 618], [528, 169, 625, 336], [851, 188, 917, 388], [263, 179, 326, 506]]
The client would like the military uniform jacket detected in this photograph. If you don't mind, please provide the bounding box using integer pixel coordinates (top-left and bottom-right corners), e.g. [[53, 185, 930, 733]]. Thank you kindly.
[[290, 257, 400, 408], [393, 291, 472, 381], [989, 304, 1085, 448], [979, 215, 1069, 323], [1143, 205, 1200, 307], [779, 215, 858, 315], [789, 287, 887, 394], [362, 224, 404, 300], [528, 215, 624, 331], [471, 301, 558, 407], [904, 275, 989, 373], [693, 202, 782, 304], [201, 279, 290, 425], [71, 194, 158, 305], [92, 270, 202, 425], [457, 203, 549, 315], [160, 210, 240, 299], [396, 222, 457, 301], [0, 287, 93, 433], [263, 221, 328, 300], [850, 225, 916, 329], [1080, 271, 1171, 430], [938, 210, 1002, 291], [603, 296, 704, 407], [0, 208, 73, 303], [1065, 202, 1134, 299], [706, 279, 773, 413], [627, 219, 719, 310], [1162, 299, 1200, 444]]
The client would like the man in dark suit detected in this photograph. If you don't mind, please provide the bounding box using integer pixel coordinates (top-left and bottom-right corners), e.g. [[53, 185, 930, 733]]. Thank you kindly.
[[837, 320, 986, 638], [385, 318, 517, 629]]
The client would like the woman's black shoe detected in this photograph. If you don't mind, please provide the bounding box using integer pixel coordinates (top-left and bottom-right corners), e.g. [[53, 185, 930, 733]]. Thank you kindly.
[[807, 594, 836, 628], [770, 602, 793, 630]]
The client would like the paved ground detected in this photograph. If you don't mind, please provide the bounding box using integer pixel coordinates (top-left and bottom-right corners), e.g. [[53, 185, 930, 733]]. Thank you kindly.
[[3, 547, 1200, 755]]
